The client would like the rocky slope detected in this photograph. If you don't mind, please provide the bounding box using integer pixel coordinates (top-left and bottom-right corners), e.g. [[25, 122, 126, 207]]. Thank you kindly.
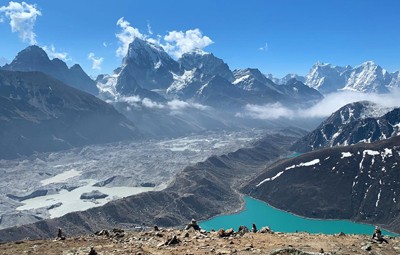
[[291, 101, 399, 152], [244, 135, 400, 233], [2, 46, 98, 95], [0, 70, 137, 159], [0, 132, 301, 242], [1, 228, 399, 255]]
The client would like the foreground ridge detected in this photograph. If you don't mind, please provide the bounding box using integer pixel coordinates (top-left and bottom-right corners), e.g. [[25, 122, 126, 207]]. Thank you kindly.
[[0, 228, 399, 255]]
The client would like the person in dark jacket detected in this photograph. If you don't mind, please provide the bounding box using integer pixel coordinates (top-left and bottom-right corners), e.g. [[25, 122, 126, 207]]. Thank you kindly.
[[372, 226, 389, 244]]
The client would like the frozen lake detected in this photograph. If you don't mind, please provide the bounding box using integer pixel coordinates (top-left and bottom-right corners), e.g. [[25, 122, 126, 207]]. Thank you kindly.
[[18, 179, 153, 218]]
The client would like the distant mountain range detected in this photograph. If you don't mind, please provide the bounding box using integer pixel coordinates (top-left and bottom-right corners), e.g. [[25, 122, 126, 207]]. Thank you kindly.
[[292, 101, 400, 152], [1, 46, 98, 95], [270, 61, 400, 94], [97, 38, 323, 109], [0, 70, 137, 159]]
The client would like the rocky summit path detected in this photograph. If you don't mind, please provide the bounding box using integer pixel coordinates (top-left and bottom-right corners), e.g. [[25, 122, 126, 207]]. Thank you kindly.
[[0, 228, 399, 255]]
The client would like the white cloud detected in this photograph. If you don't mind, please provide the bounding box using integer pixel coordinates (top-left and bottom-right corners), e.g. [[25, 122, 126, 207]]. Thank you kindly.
[[120, 95, 141, 104], [241, 102, 295, 120], [240, 90, 400, 120], [0, 1, 41, 44], [103, 42, 108, 47], [42, 44, 69, 61], [259, 42, 268, 51], [88, 52, 104, 70], [147, 21, 153, 35], [163, 29, 213, 58], [142, 98, 164, 109], [115, 17, 145, 57], [119, 95, 164, 109], [167, 99, 207, 111], [114, 18, 214, 59]]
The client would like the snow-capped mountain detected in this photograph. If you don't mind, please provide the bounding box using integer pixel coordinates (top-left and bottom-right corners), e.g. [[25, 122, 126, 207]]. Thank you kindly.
[[265, 74, 281, 84], [291, 101, 399, 152], [278, 79, 323, 102], [233, 68, 281, 93], [98, 38, 323, 110], [2, 46, 98, 95], [232, 69, 322, 104], [389, 71, 400, 88], [279, 73, 305, 84], [119, 38, 181, 92], [343, 61, 392, 93], [305, 61, 399, 94], [264, 73, 305, 85], [167, 68, 207, 99], [179, 49, 234, 82], [245, 135, 400, 232], [305, 62, 351, 94]]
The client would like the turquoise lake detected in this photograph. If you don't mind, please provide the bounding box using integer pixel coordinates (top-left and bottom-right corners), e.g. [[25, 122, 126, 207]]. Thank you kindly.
[[200, 196, 397, 236]]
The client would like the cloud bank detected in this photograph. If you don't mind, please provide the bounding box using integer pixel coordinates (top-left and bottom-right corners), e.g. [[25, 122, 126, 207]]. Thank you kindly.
[[42, 44, 69, 61], [163, 29, 213, 58], [0, 1, 41, 44], [88, 52, 104, 70], [115, 18, 213, 58], [259, 42, 268, 51], [115, 17, 145, 57], [118, 96, 208, 112], [241, 90, 400, 120]]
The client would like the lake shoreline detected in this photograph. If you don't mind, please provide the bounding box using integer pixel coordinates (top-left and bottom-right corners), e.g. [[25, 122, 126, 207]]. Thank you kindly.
[[200, 195, 399, 235]]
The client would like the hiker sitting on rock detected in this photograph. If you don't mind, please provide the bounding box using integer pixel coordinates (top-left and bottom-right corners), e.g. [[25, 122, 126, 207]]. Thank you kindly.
[[252, 223, 257, 233], [372, 226, 388, 244], [56, 227, 66, 240], [185, 219, 201, 231], [88, 247, 98, 255]]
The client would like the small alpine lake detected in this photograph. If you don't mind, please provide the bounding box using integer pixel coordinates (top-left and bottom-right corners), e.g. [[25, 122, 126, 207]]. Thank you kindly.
[[200, 196, 398, 236]]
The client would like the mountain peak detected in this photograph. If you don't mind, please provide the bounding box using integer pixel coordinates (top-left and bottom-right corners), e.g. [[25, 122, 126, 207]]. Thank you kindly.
[[6, 45, 51, 69], [185, 48, 211, 56], [179, 50, 233, 82], [125, 37, 168, 63], [359, 60, 377, 67], [70, 63, 84, 73]]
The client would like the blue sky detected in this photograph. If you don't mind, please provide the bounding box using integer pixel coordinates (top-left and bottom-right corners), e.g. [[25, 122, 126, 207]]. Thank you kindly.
[[1, 0, 400, 77]]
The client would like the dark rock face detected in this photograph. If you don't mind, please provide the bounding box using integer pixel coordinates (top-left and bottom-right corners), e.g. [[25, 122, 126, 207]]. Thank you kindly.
[[292, 101, 400, 152], [2, 46, 98, 95], [80, 191, 108, 200], [179, 49, 234, 82], [244, 136, 400, 233], [6, 190, 48, 202], [233, 68, 280, 93], [0, 70, 137, 159], [0, 133, 299, 242], [118, 38, 180, 92], [279, 79, 323, 103], [194, 75, 248, 109]]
